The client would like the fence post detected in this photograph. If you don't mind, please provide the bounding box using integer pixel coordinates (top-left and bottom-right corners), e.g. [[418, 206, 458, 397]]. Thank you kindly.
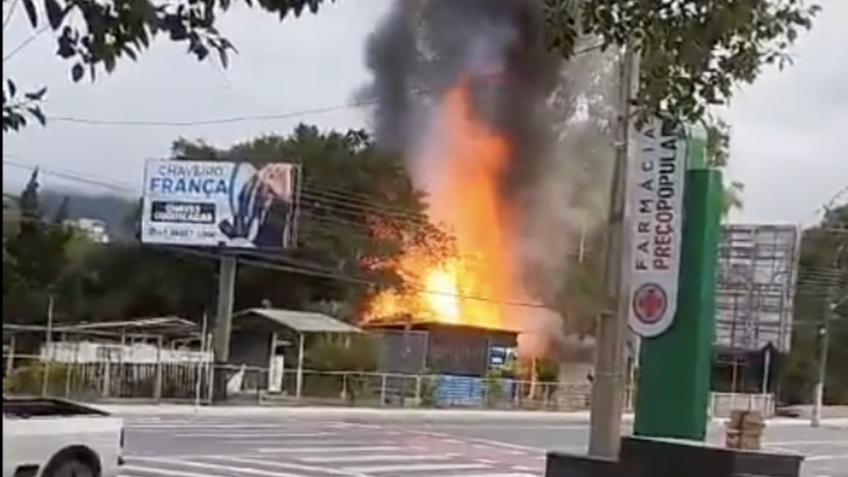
[[40, 295, 55, 397], [153, 335, 164, 402], [5, 334, 16, 376], [380, 373, 387, 405]]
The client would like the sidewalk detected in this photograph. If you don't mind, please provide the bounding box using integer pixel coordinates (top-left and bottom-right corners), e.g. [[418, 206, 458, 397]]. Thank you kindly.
[[93, 403, 848, 427]]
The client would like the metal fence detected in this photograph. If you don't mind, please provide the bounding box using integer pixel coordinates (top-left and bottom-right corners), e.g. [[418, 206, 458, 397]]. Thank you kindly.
[[3, 350, 610, 410], [3, 350, 779, 416], [3, 353, 214, 403]]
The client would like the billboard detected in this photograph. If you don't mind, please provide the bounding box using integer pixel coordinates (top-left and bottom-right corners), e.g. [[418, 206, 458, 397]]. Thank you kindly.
[[715, 224, 801, 353], [141, 160, 298, 249]]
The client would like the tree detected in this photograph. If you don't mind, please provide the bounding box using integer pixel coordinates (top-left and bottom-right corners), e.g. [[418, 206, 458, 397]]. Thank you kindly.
[[2, 80, 47, 133], [35, 124, 452, 325], [561, 0, 820, 121], [3, 0, 818, 132], [2, 0, 332, 132], [704, 115, 745, 216], [780, 202, 848, 404], [3, 170, 77, 323]]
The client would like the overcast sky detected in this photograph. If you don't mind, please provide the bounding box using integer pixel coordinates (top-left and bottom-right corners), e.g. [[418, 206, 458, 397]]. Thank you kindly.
[[2, 0, 846, 225]]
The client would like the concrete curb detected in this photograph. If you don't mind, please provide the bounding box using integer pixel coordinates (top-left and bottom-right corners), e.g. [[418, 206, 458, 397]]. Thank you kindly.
[[93, 404, 848, 427]]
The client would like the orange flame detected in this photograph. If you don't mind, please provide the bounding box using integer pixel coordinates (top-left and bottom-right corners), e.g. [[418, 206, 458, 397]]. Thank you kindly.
[[366, 80, 521, 332]]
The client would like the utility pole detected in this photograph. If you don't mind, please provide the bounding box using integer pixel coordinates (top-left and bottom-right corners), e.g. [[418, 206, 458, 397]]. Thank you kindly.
[[812, 242, 845, 427], [587, 41, 639, 458]]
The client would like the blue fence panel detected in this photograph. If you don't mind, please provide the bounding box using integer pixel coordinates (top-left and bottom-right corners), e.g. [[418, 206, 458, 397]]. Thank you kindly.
[[434, 374, 517, 406]]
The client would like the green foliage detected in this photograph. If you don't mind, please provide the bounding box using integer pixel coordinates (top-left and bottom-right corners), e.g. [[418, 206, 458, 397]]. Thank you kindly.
[[304, 334, 377, 372], [417, 370, 438, 407], [704, 115, 745, 216], [2, 125, 448, 336], [484, 368, 505, 407], [780, 203, 848, 404], [2, 169, 80, 324], [16, 0, 334, 81], [2, 80, 47, 133], [3, 361, 69, 396], [2, 0, 333, 134], [558, 0, 821, 121], [4, 0, 819, 134]]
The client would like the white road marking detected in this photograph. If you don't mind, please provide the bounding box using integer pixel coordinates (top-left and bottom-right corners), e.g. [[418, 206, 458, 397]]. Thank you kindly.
[[121, 465, 220, 477], [127, 456, 306, 477], [257, 445, 403, 454], [435, 474, 538, 477], [341, 462, 491, 473], [174, 432, 329, 438], [203, 455, 357, 476], [298, 454, 453, 464]]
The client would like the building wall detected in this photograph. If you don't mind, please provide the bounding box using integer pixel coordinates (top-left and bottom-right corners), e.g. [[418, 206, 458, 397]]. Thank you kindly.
[[65, 217, 110, 243]]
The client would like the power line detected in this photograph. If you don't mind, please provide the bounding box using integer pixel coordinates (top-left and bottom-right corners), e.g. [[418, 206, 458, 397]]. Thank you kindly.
[[3, 25, 48, 63], [41, 41, 606, 128], [2, 156, 438, 228], [3, 0, 19, 30], [4, 158, 843, 319], [2, 157, 554, 310]]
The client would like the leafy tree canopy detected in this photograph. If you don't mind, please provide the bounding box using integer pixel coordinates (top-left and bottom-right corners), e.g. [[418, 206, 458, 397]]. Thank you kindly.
[[781, 202, 848, 404], [2, 0, 820, 131], [2, 124, 452, 327]]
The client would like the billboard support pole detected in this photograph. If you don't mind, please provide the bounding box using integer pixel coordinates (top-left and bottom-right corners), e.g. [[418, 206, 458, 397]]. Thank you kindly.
[[212, 252, 237, 402]]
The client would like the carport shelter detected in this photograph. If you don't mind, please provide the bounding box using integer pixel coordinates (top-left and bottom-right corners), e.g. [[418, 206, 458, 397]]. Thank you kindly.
[[229, 308, 363, 396]]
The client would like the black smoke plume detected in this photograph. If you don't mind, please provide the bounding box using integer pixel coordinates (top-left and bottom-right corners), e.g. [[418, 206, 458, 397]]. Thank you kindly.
[[359, 0, 560, 200]]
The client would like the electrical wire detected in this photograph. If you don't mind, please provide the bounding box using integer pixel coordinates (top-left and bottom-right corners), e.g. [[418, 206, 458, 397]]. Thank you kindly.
[[2, 156, 446, 229], [2, 0, 19, 30], [41, 41, 606, 128], [3, 24, 48, 63], [2, 157, 556, 310], [5, 156, 845, 318]]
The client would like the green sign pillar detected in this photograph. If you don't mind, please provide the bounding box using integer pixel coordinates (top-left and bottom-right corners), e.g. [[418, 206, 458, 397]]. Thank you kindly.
[[633, 123, 723, 441]]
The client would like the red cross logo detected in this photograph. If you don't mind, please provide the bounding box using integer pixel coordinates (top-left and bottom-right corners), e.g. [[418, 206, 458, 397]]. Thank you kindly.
[[633, 283, 667, 323]]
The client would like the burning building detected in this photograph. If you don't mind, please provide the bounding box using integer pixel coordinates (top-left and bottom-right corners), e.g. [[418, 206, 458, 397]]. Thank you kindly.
[[359, 0, 593, 367]]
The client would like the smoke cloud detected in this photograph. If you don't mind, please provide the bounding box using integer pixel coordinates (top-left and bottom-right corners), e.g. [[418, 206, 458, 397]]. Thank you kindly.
[[359, 0, 559, 199], [360, 0, 614, 360]]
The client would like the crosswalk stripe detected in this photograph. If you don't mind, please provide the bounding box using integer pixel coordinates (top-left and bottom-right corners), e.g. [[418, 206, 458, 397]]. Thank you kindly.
[[204, 455, 355, 476], [126, 457, 306, 477], [342, 462, 492, 473], [434, 474, 539, 477], [130, 423, 298, 429], [257, 445, 403, 453], [298, 453, 453, 464], [121, 465, 220, 477], [174, 432, 329, 438]]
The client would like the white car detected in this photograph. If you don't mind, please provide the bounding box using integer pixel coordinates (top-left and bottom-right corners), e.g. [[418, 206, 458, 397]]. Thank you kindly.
[[2, 397, 124, 477]]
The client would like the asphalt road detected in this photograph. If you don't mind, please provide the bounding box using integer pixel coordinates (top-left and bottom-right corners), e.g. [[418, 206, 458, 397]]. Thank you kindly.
[[121, 413, 847, 477]]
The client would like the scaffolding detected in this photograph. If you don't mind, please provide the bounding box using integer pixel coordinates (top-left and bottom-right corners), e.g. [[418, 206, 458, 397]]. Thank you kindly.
[[715, 224, 801, 353]]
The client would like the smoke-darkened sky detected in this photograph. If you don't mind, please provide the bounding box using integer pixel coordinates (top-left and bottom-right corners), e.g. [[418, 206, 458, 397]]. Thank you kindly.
[[359, 0, 560, 202]]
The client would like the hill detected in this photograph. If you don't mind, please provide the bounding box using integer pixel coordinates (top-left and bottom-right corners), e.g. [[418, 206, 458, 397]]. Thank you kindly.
[[2, 187, 137, 239]]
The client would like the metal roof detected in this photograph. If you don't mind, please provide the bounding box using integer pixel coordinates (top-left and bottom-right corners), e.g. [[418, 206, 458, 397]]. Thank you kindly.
[[3, 317, 198, 338], [55, 317, 196, 332], [234, 308, 363, 334]]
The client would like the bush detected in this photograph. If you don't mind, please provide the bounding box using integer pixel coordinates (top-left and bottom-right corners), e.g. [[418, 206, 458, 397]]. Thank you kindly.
[[4, 362, 69, 396], [418, 370, 439, 408], [484, 369, 505, 407]]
